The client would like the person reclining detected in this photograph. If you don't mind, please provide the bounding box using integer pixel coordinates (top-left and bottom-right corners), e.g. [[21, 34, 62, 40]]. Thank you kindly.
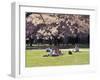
[[45, 47, 63, 57], [47, 48, 63, 56]]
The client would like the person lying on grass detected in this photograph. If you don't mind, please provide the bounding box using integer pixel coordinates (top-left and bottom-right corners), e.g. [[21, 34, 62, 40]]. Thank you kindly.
[[44, 47, 63, 57], [52, 48, 63, 56]]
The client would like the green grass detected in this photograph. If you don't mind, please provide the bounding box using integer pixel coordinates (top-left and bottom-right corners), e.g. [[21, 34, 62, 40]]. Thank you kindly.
[[25, 49, 89, 67]]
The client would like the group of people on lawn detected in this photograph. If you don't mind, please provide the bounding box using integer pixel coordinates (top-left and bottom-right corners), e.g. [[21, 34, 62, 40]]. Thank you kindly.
[[45, 44, 79, 57]]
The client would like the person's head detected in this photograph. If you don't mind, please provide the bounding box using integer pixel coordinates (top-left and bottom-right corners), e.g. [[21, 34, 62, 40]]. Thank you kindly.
[[68, 51, 72, 55]]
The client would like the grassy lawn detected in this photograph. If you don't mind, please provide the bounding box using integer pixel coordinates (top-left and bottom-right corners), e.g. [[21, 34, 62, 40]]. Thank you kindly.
[[25, 49, 89, 67]]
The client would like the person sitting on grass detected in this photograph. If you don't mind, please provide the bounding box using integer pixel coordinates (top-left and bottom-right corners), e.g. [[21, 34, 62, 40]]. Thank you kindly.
[[46, 47, 53, 56], [43, 48, 52, 57], [74, 44, 79, 52]]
